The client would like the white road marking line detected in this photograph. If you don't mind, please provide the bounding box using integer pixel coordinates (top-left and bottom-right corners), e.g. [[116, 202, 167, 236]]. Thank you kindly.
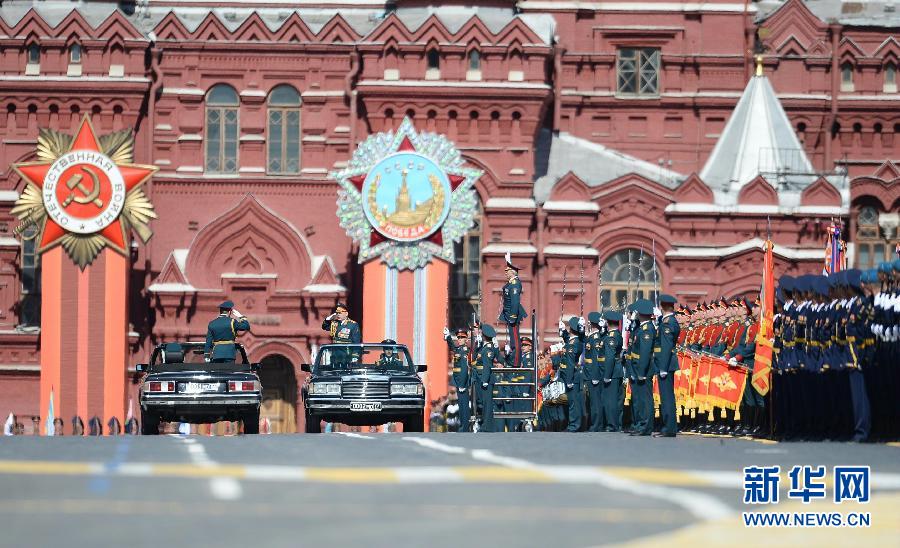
[[402, 436, 467, 454], [335, 432, 374, 440], [394, 467, 464, 483], [405, 437, 734, 521], [209, 477, 243, 501], [243, 466, 308, 482], [177, 438, 243, 501]]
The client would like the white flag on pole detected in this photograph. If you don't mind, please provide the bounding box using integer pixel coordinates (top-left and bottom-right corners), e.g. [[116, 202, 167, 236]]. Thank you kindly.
[[3, 413, 13, 436], [45, 388, 55, 436]]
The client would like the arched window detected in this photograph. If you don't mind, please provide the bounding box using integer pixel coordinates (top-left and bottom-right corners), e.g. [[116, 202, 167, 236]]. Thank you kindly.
[[205, 84, 239, 173], [841, 62, 855, 92], [449, 201, 482, 328], [20, 225, 40, 327], [854, 204, 890, 269], [26, 43, 40, 64], [267, 85, 301, 174], [468, 49, 481, 71], [884, 62, 897, 93], [599, 248, 658, 309]]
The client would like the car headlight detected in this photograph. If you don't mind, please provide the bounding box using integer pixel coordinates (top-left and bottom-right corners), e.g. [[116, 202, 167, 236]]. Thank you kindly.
[[310, 382, 341, 396], [390, 383, 424, 396]]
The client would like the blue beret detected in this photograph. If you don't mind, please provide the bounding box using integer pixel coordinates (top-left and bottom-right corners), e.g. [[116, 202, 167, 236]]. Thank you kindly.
[[480, 324, 496, 338], [826, 273, 840, 288], [879, 262, 892, 273], [866, 269, 879, 283], [588, 311, 602, 324], [219, 300, 234, 309], [659, 293, 677, 305], [603, 310, 623, 323], [568, 316, 581, 330], [845, 269, 862, 290]]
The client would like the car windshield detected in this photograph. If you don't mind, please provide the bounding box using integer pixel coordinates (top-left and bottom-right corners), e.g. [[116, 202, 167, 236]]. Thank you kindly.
[[315, 345, 413, 374]]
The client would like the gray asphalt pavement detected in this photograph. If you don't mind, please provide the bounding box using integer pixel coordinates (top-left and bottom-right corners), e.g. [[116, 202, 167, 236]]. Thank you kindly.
[[0, 433, 897, 548]]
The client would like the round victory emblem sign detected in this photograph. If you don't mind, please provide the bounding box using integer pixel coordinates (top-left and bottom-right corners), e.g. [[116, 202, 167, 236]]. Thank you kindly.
[[331, 117, 482, 270], [362, 152, 452, 243], [41, 151, 126, 235]]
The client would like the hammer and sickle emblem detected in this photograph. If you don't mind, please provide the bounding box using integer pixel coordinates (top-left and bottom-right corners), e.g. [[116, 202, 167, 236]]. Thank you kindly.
[[62, 166, 104, 209]]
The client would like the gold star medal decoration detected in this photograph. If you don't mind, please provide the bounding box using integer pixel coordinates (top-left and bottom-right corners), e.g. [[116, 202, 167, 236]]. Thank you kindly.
[[11, 115, 158, 269]]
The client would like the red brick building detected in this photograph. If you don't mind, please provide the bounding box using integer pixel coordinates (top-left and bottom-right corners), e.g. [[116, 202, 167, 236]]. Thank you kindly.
[[0, 0, 897, 431]]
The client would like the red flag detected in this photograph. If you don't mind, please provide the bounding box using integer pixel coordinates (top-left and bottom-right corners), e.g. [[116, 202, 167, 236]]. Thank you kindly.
[[752, 239, 775, 395]]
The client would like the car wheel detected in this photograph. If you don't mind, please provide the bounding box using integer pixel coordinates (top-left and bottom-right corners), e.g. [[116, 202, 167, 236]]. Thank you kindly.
[[141, 410, 160, 435], [305, 411, 321, 433], [242, 410, 260, 435], [402, 414, 424, 433]]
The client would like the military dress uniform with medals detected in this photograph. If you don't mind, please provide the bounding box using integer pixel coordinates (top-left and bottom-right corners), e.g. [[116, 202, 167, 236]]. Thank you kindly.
[[445, 328, 471, 432], [653, 295, 680, 437], [205, 300, 251, 362], [322, 303, 362, 363]]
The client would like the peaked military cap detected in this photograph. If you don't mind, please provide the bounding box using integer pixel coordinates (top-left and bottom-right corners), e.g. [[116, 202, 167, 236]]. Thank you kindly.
[[381, 339, 397, 344], [658, 294, 677, 305], [480, 324, 496, 338], [521, 337, 533, 345], [779, 275, 795, 292], [455, 328, 469, 337], [603, 310, 623, 323], [632, 299, 654, 316], [845, 269, 862, 290], [568, 316, 581, 330], [814, 276, 830, 297], [334, 302, 349, 311], [219, 300, 234, 309], [588, 311, 602, 324], [878, 261, 892, 273], [503, 251, 521, 271]]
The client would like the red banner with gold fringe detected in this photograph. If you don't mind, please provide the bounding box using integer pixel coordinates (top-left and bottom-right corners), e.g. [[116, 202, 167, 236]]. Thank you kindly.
[[752, 239, 775, 395]]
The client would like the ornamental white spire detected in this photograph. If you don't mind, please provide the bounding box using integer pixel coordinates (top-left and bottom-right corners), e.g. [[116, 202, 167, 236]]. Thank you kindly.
[[700, 55, 815, 196]]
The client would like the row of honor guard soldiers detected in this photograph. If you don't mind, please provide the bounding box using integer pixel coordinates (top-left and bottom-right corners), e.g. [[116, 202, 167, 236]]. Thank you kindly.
[[772, 260, 900, 442]]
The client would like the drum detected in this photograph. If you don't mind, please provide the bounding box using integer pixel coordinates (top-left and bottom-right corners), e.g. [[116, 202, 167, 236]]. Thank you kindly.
[[541, 380, 567, 405]]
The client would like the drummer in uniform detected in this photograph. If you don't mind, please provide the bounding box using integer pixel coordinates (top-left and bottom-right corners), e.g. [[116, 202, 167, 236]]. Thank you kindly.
[[444, 327, 471, 432], [205, 300, 251, 362]]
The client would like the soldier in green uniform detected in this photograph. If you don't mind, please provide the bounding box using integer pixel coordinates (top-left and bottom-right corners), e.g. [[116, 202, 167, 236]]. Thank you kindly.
[[204, 300, 251, 362], [321, 302, 361, 364], [444, 327, 471, 432], [584, 311, 605, 432], [600, 311, 625, 432], [629, 299, 656, 436], [499, 252, 528, 367], [560, 316, 586, 432], [653, 294, 680, 437], [474, 324, 497, 432], [375, 339, 404, 369]]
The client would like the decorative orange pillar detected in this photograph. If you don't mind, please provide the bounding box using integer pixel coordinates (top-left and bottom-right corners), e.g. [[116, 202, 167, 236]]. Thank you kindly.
[[12, 115, 156, 435]]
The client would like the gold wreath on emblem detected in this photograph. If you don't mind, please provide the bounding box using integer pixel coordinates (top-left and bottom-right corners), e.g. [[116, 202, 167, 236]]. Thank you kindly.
[[367, 170, 445, 232], [711, 371, 738, 392], [11, 127, 157, 269]]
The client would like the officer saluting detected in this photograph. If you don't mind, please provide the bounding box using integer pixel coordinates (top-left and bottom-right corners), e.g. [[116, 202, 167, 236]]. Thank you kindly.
[[444, 327, 471, 432], [205, 300, 251, 362], [499, 252, 528, 367], [322, 302, 361, 345], [653, 294, 679, 437]]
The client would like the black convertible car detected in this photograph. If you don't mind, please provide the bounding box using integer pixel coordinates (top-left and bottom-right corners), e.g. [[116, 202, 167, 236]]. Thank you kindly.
[[137, 342, 262, 435], [301, 343, 427, 433]]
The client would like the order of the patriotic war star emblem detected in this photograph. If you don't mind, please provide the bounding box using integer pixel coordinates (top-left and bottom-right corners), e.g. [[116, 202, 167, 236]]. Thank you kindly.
[[331, 117, 481, 270], [11, 115, 158, 269]]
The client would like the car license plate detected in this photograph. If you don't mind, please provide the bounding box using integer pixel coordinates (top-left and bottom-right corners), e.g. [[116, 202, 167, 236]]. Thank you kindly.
[[183, 382, 220, 393], [350, 401, 382, 412]]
